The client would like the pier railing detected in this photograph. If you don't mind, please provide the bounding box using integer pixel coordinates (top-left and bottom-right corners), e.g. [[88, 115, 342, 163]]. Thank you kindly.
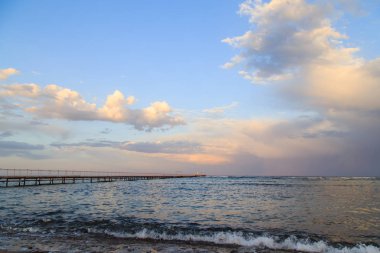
[[0, 168, 189, 177], [0, 168, 205, 187]]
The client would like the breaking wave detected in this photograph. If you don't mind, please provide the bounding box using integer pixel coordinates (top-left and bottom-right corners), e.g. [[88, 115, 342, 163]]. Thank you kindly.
[[92, 228, 380, 253]]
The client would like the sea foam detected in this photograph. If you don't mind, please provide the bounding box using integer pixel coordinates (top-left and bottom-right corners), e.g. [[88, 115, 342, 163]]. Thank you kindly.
[[101, 229, 380, 253]]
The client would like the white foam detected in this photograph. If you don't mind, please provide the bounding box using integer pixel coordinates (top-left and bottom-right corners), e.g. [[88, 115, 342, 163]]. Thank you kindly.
[[21, 227, 40, 233], [101, 229, 380, 253]]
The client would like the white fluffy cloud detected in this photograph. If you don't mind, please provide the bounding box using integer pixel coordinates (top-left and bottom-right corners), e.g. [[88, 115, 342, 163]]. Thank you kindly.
[[223, 0, 358, 82], [132, 101, 184, 130], [0, 68, 19, 80], [223, 0, 380, 111], [0, 83, 184, 131], [98, 90, 134, 121]]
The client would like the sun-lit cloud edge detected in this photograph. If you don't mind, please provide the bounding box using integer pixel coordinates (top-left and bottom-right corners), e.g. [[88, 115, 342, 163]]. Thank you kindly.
[[0, 68, 19, 80], [0, 81, 184, 131]]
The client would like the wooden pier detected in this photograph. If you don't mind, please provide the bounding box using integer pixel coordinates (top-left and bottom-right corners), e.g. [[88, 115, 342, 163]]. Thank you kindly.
[[0, 169, 205, 188]]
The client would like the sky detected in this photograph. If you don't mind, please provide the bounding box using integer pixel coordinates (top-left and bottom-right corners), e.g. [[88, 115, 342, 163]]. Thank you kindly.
[[1, 0, 380, 176]]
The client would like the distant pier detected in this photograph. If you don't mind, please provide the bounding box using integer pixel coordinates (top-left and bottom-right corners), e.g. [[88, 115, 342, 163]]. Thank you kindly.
[[0, 169, 205, 188]]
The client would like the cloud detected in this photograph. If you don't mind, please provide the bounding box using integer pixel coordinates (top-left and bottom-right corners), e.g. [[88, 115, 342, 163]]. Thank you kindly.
[[189, 117, 345, 160], [160, 153, 229, 165], [29, 120, 49, 126], [50, 139, 225, 165], [100, 128, 112, 134], [222, 55, 243, 69], [0, 83, 184, 131], [0, 118, 69, 139], [203, 102, 239, 114], [223, 0, 380, 112], [51, 140, 120, 149], [25, 84, 99, 120], [121, 141, 202, 154], [295, 58, 380, 111], [0, 140, 45, 159], [0, 102, 24, 119], [0, 131, 13, 138], [192, 115, 380, 175], [98, 90, 135, 121], [51, 139, 202, 155], [0, 68, 19, 80], [131, 101, 185, 131], [0, 140, 44, 150], [219, 0, 380, 175], [0, 83, 40, 97], [223, 0, 357, 83]]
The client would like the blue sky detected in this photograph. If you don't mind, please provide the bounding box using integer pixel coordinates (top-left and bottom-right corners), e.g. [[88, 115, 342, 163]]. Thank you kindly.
[[0, 0, 303, 116], [1, 0, 380, 176]]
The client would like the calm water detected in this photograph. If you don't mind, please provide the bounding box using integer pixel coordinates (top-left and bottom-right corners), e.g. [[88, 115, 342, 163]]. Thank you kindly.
[[0, 177, 379, 252]]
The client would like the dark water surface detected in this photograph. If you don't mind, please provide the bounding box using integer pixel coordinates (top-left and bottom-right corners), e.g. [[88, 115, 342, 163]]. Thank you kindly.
[[0, 177, 379, 252]]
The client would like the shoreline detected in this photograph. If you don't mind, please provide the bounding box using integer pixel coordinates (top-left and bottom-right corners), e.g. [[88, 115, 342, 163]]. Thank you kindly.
[[1, 230, 379, 253], [0, 234, 303, 253], [1, 229, 379, 253]]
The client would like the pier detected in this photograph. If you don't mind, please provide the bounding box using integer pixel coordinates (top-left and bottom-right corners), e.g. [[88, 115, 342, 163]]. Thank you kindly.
[[0, 169, 205, 188]]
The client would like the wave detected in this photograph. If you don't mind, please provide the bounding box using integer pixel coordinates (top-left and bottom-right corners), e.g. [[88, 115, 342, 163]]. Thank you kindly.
[[2, 222, 379, 253], [90, 228, 380, 253], [2, 218, 379, 253]]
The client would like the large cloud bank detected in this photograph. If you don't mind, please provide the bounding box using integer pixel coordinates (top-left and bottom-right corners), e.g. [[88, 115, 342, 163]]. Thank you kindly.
[[220, 0, 380, 175]]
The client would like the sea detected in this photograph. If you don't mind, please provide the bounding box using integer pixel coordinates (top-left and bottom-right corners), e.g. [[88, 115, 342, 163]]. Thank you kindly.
[[0, 176, 379, 253]]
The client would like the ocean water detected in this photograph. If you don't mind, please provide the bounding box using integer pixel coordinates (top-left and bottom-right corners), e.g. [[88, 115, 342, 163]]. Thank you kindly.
[[0, 176, 379, 253]]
